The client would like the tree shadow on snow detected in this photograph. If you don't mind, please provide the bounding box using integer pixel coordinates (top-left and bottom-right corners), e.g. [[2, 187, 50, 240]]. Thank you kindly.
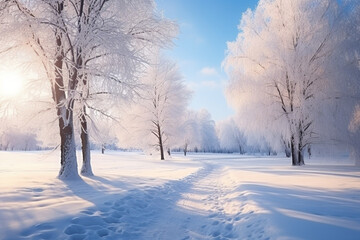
[[234, 164, 360, 179], [235, 183, 360, 240], [8, 163, 233, 240], [7, 162, 360, 240]]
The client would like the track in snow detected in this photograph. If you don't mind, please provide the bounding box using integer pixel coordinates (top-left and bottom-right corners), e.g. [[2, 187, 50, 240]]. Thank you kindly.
[[14, 161, 270, 240], [151, 161, 270, 240]]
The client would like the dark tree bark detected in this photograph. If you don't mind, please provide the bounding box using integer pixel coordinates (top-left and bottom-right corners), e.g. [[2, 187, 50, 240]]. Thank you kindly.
[[54, 1, 79, 179], [239, 145, 244, 154], [283, 139, 291, 158], [184, 143, 188, 156], [291, 135, 297, 166], [102, 144, 105, 154], [157, 123, 165, 160], [298, 133, 305, 165], [74, 0, 95, 176], [80, 110, 93, 176], [58, 111, 78, 178]]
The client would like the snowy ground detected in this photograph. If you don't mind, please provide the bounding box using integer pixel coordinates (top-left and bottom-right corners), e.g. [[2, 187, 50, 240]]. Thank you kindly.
[[0, 151, 359, 240]]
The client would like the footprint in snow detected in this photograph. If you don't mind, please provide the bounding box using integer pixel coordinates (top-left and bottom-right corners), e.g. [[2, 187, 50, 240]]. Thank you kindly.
[[225, 223, 233, 231], [71, 216, 106, 227], [211, 231, 221, 237], [97, 229, 109, 237], [64, 224, 86, 235], [224, 232, 237, 239], [212, 220, 219, 225], [68, 234, 86, 240], [103, 215, 120, 224], [110, 211, 123, 218], [208, 213, 218, 218]]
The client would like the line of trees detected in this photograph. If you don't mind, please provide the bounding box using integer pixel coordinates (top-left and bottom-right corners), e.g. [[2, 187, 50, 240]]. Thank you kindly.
[[224, 0, 360, 165], [0, 0, 176, 179], [1, 0, 359, 171]]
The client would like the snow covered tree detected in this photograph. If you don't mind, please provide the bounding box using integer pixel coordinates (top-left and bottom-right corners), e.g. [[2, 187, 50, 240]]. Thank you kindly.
[[224, 0, 346, 165], [316, 1, 360, 165], [0, 129, 40, 151], [67, 0, 177, 175], [197, 109, 219, 152], [88, 117, 119, 153], [179, 110, 201, 156], [124, 57, 190, 160], [217, 118, 246, 154], [0, 0, 176, 178], [172, 109, 219, 155]]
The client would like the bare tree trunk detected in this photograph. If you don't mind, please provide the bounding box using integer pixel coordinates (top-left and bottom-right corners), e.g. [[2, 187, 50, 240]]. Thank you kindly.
[[80, 110, 93, 176], [58, 110, 78, 179], [75, 0, 94, 176], [298, 122, 305, 165], [102, 144, 105, 154], [291, 135, 298, 166], [184, 143, 188, 156], [290, 131, 305, 166], [284, 140, 291, 157], [159, 141, 164, 160], [298, 144, 305, 165], [298, 149, 304, 165], [353, 148, 360, 166], [352, 150, 360, 166], [157, 124, 164, 160], [53, 7, 79, 179]]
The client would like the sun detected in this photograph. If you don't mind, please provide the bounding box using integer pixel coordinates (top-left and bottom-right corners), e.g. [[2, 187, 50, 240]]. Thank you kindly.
[[0, 71, 24, 98]]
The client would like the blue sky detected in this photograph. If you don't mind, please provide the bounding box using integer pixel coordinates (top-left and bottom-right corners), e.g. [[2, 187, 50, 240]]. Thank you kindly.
[[156, 0, 258, 121]]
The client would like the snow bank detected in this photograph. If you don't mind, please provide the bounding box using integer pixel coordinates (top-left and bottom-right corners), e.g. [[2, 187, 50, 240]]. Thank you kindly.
[[0, 151, 359, 239]]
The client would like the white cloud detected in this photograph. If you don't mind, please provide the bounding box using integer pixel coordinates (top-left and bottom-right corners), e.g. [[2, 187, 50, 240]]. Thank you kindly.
[[200, 67, 218, 76], [186, 81, 199, 90], [186, 80, 220, 90], [201, 80, 219, 88]]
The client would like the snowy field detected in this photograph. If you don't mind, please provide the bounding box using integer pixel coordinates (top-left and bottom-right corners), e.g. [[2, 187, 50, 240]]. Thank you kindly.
[[0, 151, 359, 240]]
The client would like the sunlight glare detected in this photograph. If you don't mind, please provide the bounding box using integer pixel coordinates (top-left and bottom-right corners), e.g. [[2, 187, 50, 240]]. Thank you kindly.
[[0, 71, 23, 98]]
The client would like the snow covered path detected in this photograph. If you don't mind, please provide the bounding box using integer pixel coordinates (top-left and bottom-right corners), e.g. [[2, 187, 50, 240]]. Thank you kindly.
[[1, 151, 360, 240], [12, 160, 268, 240], [150, 162, 269, 240]]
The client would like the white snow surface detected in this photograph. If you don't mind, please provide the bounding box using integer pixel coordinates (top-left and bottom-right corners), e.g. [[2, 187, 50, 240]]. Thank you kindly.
[[0, 151, 359, 240]]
